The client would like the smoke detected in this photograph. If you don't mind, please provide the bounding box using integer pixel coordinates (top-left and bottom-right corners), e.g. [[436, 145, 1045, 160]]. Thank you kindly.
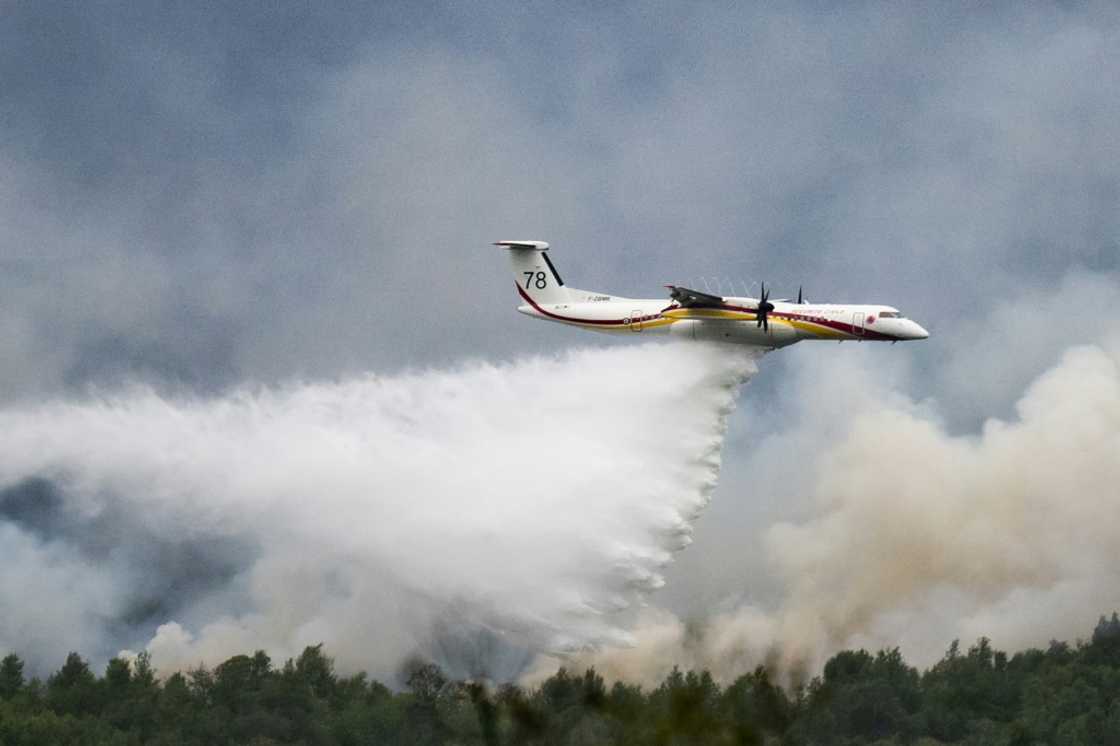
[[0, 342, 756, 679], [560, 309, 1120, 685], [6, 276, 1118, 688]]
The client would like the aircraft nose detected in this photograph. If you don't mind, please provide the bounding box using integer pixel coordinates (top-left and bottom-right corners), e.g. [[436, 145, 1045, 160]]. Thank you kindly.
[[909, 321, 929, 340]]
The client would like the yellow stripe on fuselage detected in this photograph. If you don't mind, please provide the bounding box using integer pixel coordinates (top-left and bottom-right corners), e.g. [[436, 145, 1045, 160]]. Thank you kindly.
[[661, 308, 754, 321], [663, 308, 855, 339], [782, 317, 849, 339], [558, 309, 853, 339]]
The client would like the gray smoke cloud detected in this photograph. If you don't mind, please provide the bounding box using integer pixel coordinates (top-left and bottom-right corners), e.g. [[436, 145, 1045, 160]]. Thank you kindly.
[[0, 342, 755, 679]]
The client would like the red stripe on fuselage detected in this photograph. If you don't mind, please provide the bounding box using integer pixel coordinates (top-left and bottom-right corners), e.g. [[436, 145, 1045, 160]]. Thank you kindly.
[[718, 305, 899, 341], [517, 285, 629, 325]]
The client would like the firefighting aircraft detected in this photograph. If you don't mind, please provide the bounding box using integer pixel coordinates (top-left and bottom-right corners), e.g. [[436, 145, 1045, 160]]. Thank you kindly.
[[496, 240, 928, 347]]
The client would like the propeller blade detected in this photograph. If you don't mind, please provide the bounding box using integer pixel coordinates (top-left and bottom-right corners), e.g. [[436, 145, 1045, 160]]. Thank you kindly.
[[798, 286, 803, 304]]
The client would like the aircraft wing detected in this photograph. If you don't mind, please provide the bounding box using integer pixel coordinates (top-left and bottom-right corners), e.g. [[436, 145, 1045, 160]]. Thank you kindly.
[[665, 285, 726, 308]]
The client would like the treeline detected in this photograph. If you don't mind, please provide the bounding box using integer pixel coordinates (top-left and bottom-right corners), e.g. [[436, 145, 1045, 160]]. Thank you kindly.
[[2, 615, 1120, 745]]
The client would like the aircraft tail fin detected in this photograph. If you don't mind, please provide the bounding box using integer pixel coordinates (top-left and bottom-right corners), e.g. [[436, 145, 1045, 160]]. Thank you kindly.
[[495, 240, 572, 305]]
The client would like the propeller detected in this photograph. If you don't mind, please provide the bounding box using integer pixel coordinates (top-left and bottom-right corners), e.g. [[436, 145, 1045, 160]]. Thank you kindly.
[[755, 282, 775, 331], [797, 286, 803, 304]]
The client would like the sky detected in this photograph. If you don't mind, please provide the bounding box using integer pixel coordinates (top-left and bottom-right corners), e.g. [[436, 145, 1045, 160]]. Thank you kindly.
[[2, 2, 1119, 679]]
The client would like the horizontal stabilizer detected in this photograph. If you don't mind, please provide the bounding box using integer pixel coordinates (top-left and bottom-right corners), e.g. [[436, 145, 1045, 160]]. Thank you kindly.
[[495, 240, 550, 251]]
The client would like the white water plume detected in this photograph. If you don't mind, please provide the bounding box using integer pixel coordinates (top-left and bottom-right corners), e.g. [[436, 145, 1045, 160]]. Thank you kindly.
[[0, 342, 756, 680]]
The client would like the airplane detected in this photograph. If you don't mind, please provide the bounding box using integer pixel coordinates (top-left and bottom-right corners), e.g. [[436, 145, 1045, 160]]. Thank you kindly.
[[496, 240, 929, 347]]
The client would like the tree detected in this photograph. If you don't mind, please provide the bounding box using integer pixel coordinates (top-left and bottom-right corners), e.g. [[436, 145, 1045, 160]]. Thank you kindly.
[[103, 656, 132, 694], [499, 683, 547, 744], [539, 666, 580, 715], [467, 682, 499, 746], [922, 636, 1021, 740], [295, 644, 336, 702], [723, 666, 791, 738], [1087, 612, 1120, 665], [46, 652, 98, 717], [100, 656, 133, 731], [402, 658, 451, 746], [405, 659, 448, 702], [1093, 612, 1120, 644], [789, 647, 922, 745], [0, 653, 24, 699], [648, 667, 726, 744]]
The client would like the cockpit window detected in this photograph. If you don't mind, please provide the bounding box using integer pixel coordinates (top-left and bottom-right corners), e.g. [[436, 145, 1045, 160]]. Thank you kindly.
[[879, 311, 904, 318]]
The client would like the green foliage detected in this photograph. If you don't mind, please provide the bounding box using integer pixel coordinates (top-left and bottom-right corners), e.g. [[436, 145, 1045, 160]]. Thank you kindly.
[[790, 647, 922, 745], [1, 613, 1120, 744], [46, 652, 98, 718], [0, 653, 25, 699]]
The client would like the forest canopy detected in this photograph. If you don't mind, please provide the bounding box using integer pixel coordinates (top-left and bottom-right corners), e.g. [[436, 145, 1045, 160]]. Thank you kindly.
[[1, 613, 1120, 745]]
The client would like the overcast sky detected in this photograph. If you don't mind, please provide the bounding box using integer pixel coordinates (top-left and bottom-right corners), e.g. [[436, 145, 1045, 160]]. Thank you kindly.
[[2, 2, 1116, 399], [2, 2, 1119, 674]]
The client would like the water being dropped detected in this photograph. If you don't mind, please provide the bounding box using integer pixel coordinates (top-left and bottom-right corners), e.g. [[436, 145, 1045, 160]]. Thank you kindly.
[[0, 342, 758, 680]]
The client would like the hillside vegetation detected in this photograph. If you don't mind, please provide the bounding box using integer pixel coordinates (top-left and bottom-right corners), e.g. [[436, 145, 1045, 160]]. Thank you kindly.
[[2, 614, 1119, 745]]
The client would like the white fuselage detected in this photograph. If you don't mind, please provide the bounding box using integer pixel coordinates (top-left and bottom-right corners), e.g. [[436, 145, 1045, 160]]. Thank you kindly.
[[516, 290, 929, 347]]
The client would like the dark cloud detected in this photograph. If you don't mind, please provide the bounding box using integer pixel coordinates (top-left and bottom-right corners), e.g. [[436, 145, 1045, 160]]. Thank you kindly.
[[0, 478, 64, 540], [61, 306, 240, 392], [0, 477, 255, 670], [1, 3, 393, 180]]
